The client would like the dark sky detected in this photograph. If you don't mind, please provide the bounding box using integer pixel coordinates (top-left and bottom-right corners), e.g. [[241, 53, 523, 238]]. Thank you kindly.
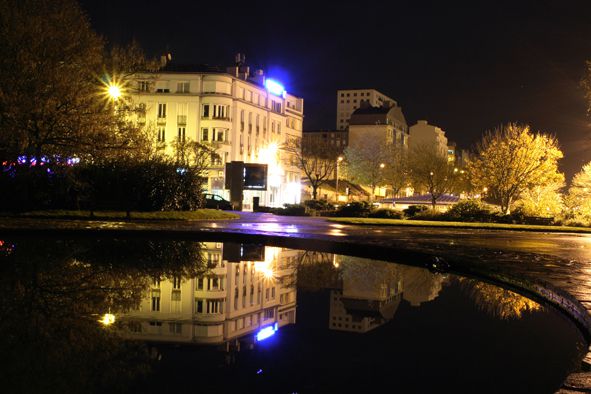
[[79, 0, 591, 180]]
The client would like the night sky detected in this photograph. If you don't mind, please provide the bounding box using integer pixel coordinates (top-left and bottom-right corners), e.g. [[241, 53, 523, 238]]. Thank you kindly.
[[79, 0, 591, 180]]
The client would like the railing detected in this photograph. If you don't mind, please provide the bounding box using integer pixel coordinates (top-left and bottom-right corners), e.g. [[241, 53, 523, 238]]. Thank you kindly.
[[177, 115, 187, 125]]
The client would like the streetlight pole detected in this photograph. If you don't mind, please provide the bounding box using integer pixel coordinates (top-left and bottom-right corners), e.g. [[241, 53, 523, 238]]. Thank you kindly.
[[335, 156, 343, 203]]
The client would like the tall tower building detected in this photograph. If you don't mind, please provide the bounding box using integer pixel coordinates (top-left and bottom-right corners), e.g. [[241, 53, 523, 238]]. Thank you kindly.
[[336, 89, 396, 130]]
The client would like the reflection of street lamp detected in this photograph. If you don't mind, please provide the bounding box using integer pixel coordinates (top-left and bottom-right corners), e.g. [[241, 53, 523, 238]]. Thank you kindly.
[[335, 156, 343, 203]]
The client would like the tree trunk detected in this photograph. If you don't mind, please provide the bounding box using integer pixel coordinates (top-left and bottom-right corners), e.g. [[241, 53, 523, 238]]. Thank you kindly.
[[312, 185, 318, 200]]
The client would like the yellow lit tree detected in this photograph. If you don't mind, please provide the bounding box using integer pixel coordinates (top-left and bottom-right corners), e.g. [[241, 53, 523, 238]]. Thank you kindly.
[[565, 161, 591, 223], [515, 180, 565, 217], [468, 123, 564, 214]]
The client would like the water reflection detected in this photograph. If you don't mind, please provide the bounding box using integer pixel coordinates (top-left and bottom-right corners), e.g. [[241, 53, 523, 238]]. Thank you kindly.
[[0, 237, 578, 393], [119, 242, 299, 349]]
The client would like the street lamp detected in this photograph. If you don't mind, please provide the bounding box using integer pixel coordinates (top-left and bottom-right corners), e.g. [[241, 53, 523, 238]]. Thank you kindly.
[[335, 156, 343, 203], [107, 83, 122, 100]]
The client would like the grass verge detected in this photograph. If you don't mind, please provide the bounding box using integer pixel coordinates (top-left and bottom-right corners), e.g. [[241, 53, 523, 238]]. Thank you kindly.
[[328, 217, 591, 233], [16, 210, 239, 221]]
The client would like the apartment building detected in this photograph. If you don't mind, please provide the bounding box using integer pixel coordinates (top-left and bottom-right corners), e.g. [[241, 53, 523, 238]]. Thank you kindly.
[[131, 55, 304, 209], [336, 89, 397, 130], [408, 120, 449, 157]]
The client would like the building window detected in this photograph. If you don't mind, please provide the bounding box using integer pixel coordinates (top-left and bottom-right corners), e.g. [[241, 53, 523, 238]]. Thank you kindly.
[[178, 127, 186, 142], [196, 299, 203, 313], [138, 81, 150, 92], [169, 323, 182, 334], [157, 127, 166, 142], [157, 103, 166, 118], [202, 104, 210, 118], [177, 81, 190, 93], [213, 104, 227, 119], [201, 128, 209, 141], [271, 101, 281, 113], [271, 122, 275, 133], [264, 308, 274, 319], [197, 277, 204, 290], [151, 290, 161, 311]]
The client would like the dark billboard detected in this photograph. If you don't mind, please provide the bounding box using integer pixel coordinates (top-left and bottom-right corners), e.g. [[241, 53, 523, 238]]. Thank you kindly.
[[243, 163, 268, 190]]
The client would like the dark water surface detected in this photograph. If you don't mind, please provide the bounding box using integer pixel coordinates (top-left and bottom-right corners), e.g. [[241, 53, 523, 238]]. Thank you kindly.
[[0, 238, 586, 393]]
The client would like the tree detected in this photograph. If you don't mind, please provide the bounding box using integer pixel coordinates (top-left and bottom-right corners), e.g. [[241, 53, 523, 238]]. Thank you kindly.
[[409, 143, 461, 210], [382, 146, 410, 197], [0, 0, 153, 165], [515, 180, 564, 217], [565, 161, 591, 222], [283, 136, 340, 200], [582, 60, 591, 114], [467, 123, 563, 214], [344, 139, 389, 201]]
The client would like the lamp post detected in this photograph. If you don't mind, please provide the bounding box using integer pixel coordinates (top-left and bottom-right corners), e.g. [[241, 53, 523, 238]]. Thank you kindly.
[[335, 156, 343, 203]]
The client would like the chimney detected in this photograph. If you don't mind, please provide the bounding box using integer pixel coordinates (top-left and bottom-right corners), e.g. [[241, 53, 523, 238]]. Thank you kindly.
[[250, 69, 265, 86], [160, 53, 171, 67]]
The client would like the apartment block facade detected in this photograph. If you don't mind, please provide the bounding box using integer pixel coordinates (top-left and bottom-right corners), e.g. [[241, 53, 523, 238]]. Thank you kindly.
[[336, 89, 397, 130], [132, 60, 304, 209]]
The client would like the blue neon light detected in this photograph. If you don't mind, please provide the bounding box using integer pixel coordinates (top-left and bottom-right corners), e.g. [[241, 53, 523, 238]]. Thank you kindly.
[[264, 79, 285, 97], [256, 323, 279, 342]]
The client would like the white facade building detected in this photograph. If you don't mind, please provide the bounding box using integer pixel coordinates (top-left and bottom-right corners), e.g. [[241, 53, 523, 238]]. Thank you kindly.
[[132, 60, 304, 209], [336, 89, 396, 130], [120, 243, 299, 345], [408, 120, 449, 157]]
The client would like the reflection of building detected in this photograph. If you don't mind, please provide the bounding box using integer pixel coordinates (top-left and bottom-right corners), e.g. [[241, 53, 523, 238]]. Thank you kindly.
[[132, 54, 304, 208], [120, 243, 299, 346], [329, 257, 403, 333]]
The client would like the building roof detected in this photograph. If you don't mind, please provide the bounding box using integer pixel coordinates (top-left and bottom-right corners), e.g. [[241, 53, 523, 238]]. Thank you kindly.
[[349, 102, 407, 127], [380, 194, 460, 205]]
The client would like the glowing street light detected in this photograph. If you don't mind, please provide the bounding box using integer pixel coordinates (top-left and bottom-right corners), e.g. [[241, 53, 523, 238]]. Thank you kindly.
[[99, 313, 116, 326], [107, 83, 122, 100]]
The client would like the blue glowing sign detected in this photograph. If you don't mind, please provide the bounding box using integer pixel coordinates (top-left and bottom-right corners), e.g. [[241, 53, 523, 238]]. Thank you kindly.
[[256, 323, 279, 342], [264, 79, 286, 97]]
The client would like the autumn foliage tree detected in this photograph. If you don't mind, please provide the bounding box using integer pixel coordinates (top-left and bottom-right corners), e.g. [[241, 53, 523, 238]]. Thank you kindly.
[[565, 161, 591, 223], [0, 0, 153, 164], [468, 123, 563, 214]]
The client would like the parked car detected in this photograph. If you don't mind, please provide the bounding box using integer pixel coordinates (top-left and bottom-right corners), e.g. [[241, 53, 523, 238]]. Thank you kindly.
[[202, 194, 233, 210]]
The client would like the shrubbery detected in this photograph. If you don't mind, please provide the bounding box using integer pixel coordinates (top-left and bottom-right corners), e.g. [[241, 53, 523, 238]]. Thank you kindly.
[[403, 205, 430, 218], [368, 208, 403, 219], [274, 203, 308, 216], [0, 160, 205, 213], [332, 201, 372, 217]]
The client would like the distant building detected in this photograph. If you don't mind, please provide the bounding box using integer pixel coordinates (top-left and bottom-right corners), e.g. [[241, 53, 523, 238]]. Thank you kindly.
[[408, 120, 448, 156], [336, 89, 397, 130], [302, 129, 348, 153], [348, 101, 408, 150]]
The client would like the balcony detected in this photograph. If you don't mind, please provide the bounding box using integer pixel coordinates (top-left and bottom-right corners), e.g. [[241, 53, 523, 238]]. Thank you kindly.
[[157, 117, 166, 125], [177, 115, 187, 125]]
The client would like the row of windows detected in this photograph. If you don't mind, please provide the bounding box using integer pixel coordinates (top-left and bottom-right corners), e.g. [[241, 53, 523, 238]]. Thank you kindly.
[[339, 91, 371, 98]]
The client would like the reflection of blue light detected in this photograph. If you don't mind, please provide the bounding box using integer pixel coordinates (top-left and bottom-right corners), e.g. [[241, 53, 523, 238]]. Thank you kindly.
[[264, 79, 285, 96], [256, 323, 279, 342], [176, 167, 187, 175]]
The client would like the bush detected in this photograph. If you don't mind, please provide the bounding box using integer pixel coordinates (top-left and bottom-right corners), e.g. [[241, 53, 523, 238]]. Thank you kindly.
[[368, 208, 403, 219], [0, 160, 206, 213], [274, 203, 308, 216], [303, 199, 335, 211], [403, 205, 430, 218], [333, 201, 372, 217], [444, 200, 494, 222]]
